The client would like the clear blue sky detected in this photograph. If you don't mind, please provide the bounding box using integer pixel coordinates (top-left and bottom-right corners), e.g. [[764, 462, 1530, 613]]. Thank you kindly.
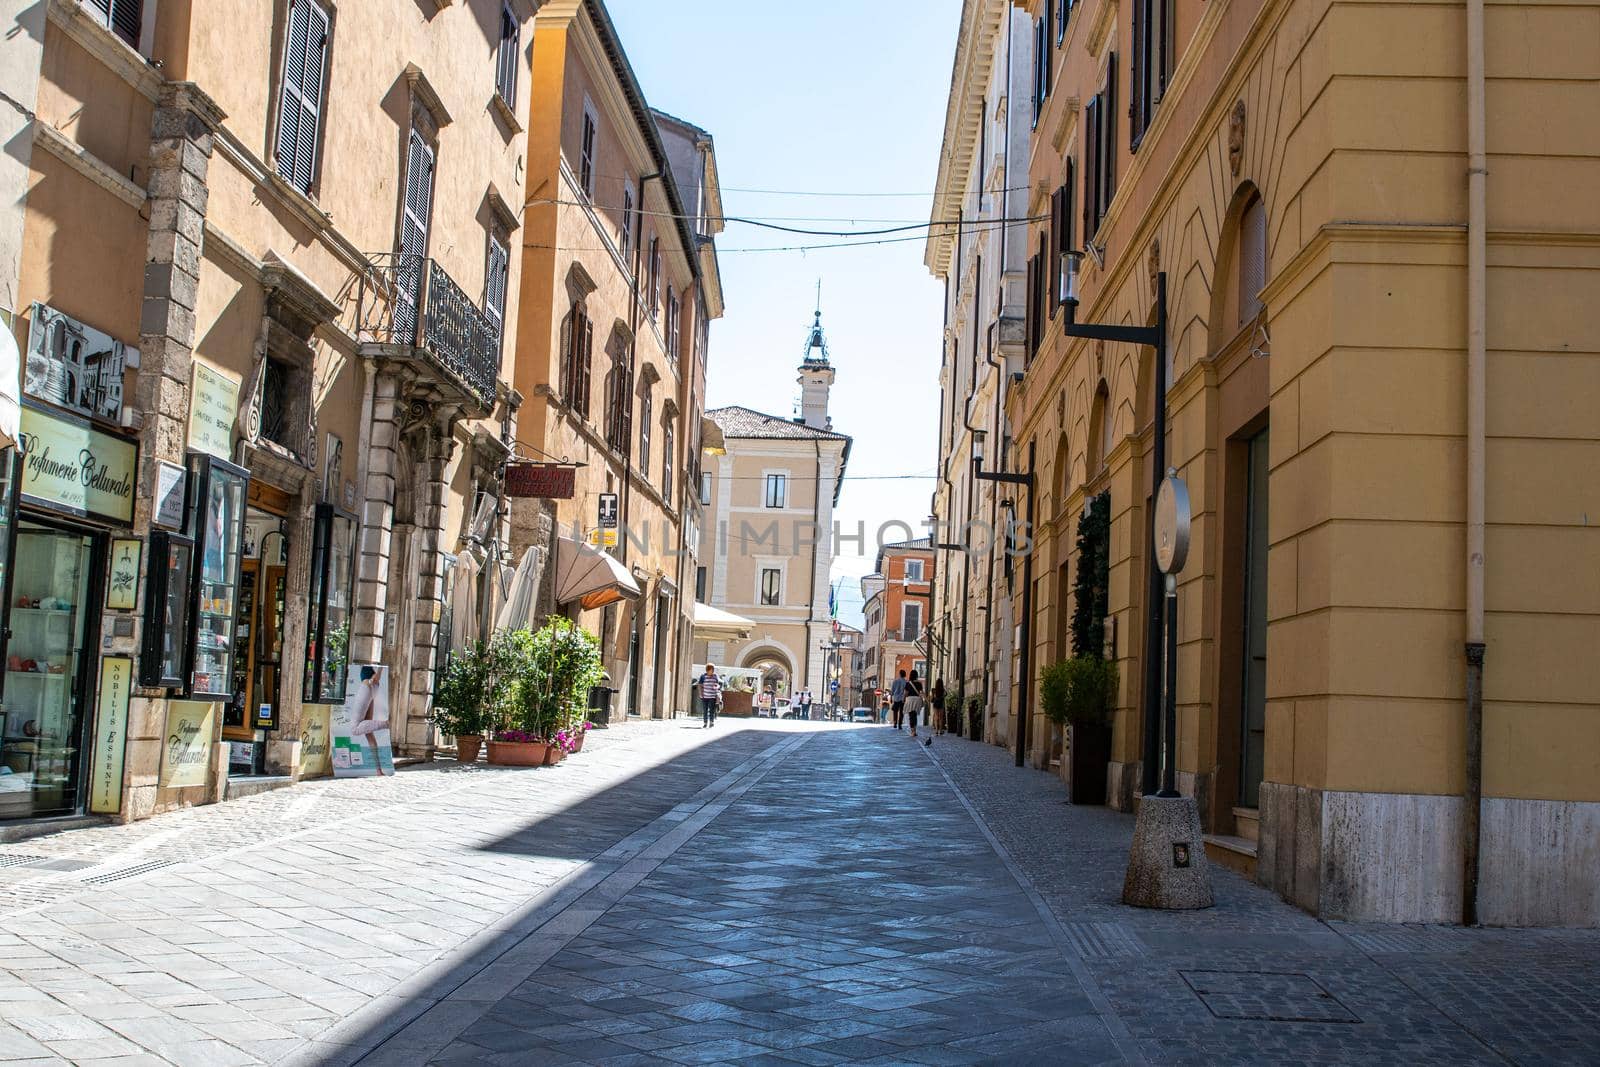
[[607, 0, 963, 629]]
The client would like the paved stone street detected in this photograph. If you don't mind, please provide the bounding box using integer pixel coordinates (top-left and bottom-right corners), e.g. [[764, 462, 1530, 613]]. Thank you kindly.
[[0, 720, 1595, 1066]]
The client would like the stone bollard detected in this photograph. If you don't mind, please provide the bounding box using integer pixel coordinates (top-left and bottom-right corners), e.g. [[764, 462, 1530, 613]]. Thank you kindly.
[[1123, 794, 1215, 909]]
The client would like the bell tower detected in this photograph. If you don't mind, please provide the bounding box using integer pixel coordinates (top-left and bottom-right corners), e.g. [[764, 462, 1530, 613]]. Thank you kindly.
[[797, 288, 835, 431]]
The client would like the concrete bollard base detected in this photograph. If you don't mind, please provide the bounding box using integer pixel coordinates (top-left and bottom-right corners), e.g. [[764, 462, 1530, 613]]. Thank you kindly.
[[1123, 794, 1216, 909]]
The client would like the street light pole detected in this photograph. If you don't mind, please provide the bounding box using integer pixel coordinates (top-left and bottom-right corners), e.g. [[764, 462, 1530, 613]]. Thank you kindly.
[[974, 446, 1035, 769], [1061, 253, 1169, 796]]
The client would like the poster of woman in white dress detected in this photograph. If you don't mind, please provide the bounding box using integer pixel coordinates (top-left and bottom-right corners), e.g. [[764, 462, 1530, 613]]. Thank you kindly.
[[332, 664, 393, 777]]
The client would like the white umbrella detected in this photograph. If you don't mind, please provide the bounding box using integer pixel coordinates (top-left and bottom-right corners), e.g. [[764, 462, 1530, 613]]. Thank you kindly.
[[692, 601, 754, 640], [448, 549, 480, 651], [493, 546, 540, 633]]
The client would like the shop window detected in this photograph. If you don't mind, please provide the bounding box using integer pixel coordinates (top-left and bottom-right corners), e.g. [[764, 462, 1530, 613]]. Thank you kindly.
[[274, 0, 331, 194], [185, 455, 248, 700], [305, 503, 358, 703]]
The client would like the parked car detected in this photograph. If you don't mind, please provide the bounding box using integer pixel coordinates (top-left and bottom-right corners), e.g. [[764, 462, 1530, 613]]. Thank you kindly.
[[850, 706, 874, 723]]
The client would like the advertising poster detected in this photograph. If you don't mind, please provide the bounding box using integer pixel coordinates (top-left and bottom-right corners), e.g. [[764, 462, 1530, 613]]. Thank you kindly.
[[299, 704, 332, 779], [331, 665, 393, 777], [89, 657, 132, 813], [160, 700, 217, 789], [187, 360, 241, 459]]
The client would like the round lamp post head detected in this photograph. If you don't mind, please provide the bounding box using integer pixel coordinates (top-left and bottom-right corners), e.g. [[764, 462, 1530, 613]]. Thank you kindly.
[[1154, 471, 1191, 576]]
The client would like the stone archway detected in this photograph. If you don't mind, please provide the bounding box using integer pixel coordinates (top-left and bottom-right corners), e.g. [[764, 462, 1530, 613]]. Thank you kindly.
[[739, 645, 795, 701]]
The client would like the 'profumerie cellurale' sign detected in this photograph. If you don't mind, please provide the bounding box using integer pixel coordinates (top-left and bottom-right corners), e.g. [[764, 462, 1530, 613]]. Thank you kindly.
[[18, 403, 137, 524]]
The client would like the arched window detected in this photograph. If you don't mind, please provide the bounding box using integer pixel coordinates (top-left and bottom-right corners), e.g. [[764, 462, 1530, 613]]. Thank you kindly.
[[1237, 193, 1267, 329], [1087, 381, 1111, 475]]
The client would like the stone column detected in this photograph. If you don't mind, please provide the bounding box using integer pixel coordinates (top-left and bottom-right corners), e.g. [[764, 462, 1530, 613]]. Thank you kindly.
[[352, 365, 401, 666], [401, 415, 457, 756], [123, 83, 224, 822]]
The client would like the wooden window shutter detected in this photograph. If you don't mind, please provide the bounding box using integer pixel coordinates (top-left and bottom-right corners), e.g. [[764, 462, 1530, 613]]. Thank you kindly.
[[579, 317, 593, 418], [276, 0, 330, 193], [1083, 98, 1099, 237], [496, 3, 519, 106], [1043, 5, 1053, 97], [1047, 189, 1060, 317], [1024, 255, 1036, 360], [1064, 157, 1076, 256], [1104, 53, 1119, 207], [86, 0, 144, 48], [1131, 0, 1146, 148]]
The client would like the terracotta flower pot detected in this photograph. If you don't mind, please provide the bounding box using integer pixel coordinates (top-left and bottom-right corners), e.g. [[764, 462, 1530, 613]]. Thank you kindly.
[[543, 745, 566, 766], [486, 740, 549, 767], [455, 735, 483, 764], [571, 731, 586, 753]]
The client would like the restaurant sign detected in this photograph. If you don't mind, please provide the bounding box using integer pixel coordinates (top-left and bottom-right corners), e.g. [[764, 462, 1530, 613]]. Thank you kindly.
[[17, 403, 137, 524], [504, 462, 576, 499]]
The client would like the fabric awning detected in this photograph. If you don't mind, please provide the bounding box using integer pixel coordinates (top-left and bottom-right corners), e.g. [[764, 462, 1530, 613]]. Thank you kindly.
[[692, 601, 755, 640], [0, 323, 19, 451], [554, 536, 640, 611]]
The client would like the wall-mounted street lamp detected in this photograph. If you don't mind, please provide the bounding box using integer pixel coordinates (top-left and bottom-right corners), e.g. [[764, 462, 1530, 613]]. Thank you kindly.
[[1061, 250, 1171, 800], [974, 442, 1036, 769]]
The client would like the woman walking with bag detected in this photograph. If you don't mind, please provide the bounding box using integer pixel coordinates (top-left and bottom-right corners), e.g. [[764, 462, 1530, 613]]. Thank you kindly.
[[930, 679, 947, 740], [904, 670, 926, 740]]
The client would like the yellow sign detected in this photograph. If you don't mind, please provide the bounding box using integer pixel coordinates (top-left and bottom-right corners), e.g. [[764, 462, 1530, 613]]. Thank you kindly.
[[160, 700, 217, 789], [589, 528, 618, 548], [299, 704, 332, 779], [187, 361, 241, 459], [17, 404, 137, 524], [89, 657, 132, 814]]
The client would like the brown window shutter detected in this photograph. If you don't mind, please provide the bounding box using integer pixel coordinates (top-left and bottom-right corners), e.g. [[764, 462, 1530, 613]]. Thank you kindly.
[[1083, 99, 1099, 236], [1131, 0, 1146, 147], [1105, 53, 1119, 205], [1064, 157, 1076, 256]]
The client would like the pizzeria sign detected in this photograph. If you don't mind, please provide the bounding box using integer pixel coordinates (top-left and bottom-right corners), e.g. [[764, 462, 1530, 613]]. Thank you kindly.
[[17, 403, 138, 524], [504, 462, 576, 499]]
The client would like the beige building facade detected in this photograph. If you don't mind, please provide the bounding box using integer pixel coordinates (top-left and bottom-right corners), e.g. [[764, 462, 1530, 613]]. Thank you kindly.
[[694, 324, 851, 699], [932, 0, 1600, 925], [511, 0, 721, 721], [3, 0, 530, 822]]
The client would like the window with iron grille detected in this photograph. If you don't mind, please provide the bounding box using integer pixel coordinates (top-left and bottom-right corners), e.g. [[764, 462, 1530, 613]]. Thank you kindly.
[[662, 421, 674, 500], [761, 569, 781, 606], [82, 0, 143, 48], [485, 232, 509, 351], [495, 3, 519, 108], [1131, 0, 1174, 150], [764, 474, 786, 509], [562, 302, 592, 417], [275, 0, 331, 194], [579, 110, 597, 198], [261, 357, 293, 448]]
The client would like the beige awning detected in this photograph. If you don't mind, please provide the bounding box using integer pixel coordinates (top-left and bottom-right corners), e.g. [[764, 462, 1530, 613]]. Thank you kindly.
[[692, 601, 754, 640], [554, 536, 640, 611]]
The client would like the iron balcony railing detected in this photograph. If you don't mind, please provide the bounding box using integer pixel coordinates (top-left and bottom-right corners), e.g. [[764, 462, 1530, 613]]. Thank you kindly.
[[357, 253, 500, 408]]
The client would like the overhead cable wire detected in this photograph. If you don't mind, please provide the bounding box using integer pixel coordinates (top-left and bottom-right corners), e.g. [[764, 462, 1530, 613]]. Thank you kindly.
[[527, 197, 1046, 238]]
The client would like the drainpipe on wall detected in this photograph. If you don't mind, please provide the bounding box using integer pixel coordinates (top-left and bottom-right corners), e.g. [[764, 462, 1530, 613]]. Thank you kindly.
[[1462, 0, 1488, 927]]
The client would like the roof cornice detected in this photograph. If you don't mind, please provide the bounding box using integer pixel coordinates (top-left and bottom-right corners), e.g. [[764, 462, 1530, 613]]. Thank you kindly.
[[926, 0, 1007, 277]]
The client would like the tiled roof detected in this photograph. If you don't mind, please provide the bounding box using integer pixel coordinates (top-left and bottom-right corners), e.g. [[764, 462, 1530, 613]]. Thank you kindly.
[[707, 405, 851, 442]]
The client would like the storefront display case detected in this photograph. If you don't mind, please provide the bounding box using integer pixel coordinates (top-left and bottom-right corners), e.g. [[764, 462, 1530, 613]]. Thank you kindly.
[[184, 455, 248, 699], [305, 503, 358, 703], [139, 532, 195, 688]]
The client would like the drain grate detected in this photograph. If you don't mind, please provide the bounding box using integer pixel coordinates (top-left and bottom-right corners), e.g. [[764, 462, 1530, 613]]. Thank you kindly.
[[25, 857, 97, 872], [1338, 926, 1466, 956], [82, 860, 177, 885], [1061, 921, 1146, 960], [1180, 970, 1359, 1023], [0, 854, 49, 868]]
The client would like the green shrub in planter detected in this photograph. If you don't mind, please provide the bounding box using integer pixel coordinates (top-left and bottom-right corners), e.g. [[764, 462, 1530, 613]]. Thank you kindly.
[[966, 694, 986, 739], [501, 618, 605, 740], [431, 638, 516, 739], [1040, 657, 1118, 728]]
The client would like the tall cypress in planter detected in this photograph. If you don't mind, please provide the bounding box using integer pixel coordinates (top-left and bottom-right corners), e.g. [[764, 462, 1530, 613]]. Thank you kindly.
[[1062, 493, 1114, 803]]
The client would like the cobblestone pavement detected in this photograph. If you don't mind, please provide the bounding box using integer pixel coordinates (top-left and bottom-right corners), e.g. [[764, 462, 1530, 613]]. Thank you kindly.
[[920, 728, 1600, 1065], [0, 719, 1595, 1066]]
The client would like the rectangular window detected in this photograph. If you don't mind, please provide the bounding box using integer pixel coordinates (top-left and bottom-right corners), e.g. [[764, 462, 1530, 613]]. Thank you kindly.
[[580, 111, 597, 198], [648, 238, 661, 317], [700, 471, 712, 505], [260, 358, 292, 448], [484, 233, 509, 349], [620, 185, 635, 267], [903, 602, 923, 642], [83, 0, 144, 48], [275, 0, 331, 194], [1131, 0, 1174, 149], [563, 302, 592, 417], [495, 2, 519, 107], [662, 422, 674, 499], [695, 566, 707, 602], [1057, 0, 1071, 45], [761, 568, 781, 607], [764, 473, 786, 509], [639, 389, 652, 476], [1031, 17, 1045, 128], [1082, 55, 1118, 238], [666, 288, 681, 363], [904, 559, 924, 582]]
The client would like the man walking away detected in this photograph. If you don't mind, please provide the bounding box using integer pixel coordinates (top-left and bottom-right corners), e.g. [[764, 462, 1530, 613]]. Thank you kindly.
[[905, 670, 925, 739], [890, 670, 908, 730], [699, 666, 722, 728]]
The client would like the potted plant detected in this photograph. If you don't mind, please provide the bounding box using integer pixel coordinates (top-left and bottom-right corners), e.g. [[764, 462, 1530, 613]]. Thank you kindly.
[[488, 620, 603, 767], [487, 628, 548, 766], [430, 639, 499, 764], [965, 694, 986, 741], [1041, 656, 1118, 804]]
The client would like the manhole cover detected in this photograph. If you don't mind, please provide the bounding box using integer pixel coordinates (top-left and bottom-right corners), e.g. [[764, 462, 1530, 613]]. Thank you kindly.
[[1180, 970, 1359, 1023]]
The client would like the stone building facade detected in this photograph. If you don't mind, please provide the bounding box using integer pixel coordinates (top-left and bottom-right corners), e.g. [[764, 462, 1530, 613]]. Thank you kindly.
[[932, 0, 1600, 925]]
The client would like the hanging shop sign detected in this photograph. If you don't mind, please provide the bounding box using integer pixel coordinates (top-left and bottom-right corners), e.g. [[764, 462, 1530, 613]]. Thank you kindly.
[[24, 302, 130, 422], [107, 538, 141, 611], [504, 462, 576, 499], [187, 361, 241, 459], [160, 700, 217, 789], [17, 403, 137, 524], [299, 704, 333, 779], [89, 656, 133, 814], [154, 460, 186, 529]]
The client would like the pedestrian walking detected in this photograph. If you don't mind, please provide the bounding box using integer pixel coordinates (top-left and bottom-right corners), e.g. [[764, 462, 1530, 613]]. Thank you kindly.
[[698, 665, 722, 728], [905, 670, 925, 739], [890, 670, 908, 729], [930, 678, 947, 739], [879, 692, 890, 723]]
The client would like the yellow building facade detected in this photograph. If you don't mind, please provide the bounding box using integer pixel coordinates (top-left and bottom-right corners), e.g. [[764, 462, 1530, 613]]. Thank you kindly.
[[976, 0, 1599, 924]]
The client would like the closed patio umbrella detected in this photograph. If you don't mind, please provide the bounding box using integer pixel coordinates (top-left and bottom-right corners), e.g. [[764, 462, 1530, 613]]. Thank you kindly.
[[448, 549, 480, 651], [493, 547, 539, 633]]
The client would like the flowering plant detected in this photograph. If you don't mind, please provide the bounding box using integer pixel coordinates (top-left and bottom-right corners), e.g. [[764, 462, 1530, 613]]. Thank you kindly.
[[495, 728, 543, 744], [552, 728, 579, 753]]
